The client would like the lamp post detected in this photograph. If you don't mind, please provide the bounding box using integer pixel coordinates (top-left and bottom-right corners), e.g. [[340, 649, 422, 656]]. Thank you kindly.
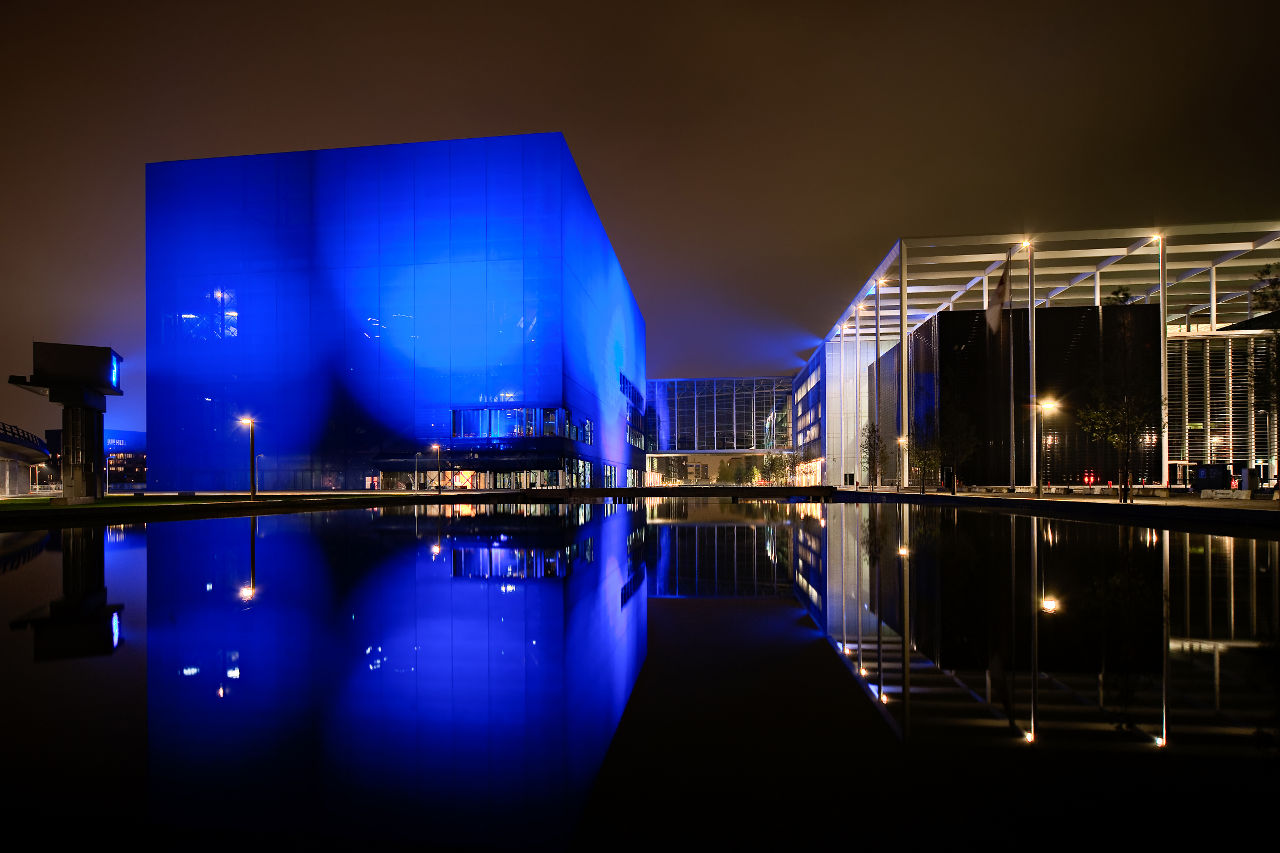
[[239, 417, 256, 498], [1035, 400, 1058, 498], [432, 444, 442, 493], [414, 451, 422, 491]]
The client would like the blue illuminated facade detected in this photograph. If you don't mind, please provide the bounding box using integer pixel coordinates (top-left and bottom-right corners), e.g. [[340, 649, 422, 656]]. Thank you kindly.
[[147, 133, 646, 490]]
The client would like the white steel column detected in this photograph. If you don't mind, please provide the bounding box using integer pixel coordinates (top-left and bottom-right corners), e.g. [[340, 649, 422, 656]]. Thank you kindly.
[[1159, 237, 1169, 486], [854, 305, 862, 486], [1093, 270, 1101, 307], [1028, 245, 1037, 490], [899, 245, 909, 488], [1210, 266, 1218, 329], [982, 274, 989, 310], [875, 278, 882, 489], [839, 319, 846, 487]]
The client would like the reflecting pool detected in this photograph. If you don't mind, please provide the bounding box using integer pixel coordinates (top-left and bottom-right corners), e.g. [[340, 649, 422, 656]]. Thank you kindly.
[[808, 503, 1280, 752], [1, 503, 645, 846], [2, 498, 1276, 843]]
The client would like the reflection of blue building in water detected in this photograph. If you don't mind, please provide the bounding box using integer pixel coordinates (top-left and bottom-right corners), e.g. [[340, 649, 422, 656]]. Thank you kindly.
[[146, 503, 646, 845], [147, 133, 646, 490]]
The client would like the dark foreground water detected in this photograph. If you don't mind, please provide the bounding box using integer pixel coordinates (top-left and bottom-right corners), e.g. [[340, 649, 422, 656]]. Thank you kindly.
[[1, 499, 1276, 844]]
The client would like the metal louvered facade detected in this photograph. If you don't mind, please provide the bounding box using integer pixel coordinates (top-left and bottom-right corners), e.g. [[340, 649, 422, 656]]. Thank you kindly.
[[1168, 332, 1277, 481]]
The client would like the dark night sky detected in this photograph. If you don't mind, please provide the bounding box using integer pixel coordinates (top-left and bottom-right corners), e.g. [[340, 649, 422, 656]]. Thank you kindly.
[[2, 0, 1278, 433]]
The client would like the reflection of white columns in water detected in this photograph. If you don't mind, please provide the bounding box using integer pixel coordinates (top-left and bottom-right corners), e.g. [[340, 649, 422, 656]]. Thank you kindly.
[[1271, 542, 1279, 640], [1161, 529, 1170, 748], [855, 505, 864, 676], [1228, 538, 1236, 640], [834, 504, 844, 645], [1250, 540, 1257, 638], [1030, 516, 1039, 743], [1206, 536, 1213, 638], [1183, 532, 1191, 638], [1010, 514, 1018, 728], [900, 502, 911, 739]]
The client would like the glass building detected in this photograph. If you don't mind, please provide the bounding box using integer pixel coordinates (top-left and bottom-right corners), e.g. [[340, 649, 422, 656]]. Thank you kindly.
[[146, 133, 646, 490], [644, 377, 793, 484]]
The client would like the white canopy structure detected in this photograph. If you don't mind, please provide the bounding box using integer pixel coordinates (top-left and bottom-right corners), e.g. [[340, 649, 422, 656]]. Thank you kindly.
[[812, 221, 1280, 489]]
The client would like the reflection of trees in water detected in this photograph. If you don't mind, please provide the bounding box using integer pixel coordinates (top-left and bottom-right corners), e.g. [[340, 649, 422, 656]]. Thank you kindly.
[[1079, 526, 1161, 719]]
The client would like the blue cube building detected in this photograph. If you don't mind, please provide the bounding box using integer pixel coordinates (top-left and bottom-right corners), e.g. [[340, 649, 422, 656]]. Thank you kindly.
[[147, 133, 646, 490]]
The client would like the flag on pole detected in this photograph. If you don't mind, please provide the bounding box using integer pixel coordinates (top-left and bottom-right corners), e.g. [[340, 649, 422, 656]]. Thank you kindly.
[[985, 265, 1010, 334]]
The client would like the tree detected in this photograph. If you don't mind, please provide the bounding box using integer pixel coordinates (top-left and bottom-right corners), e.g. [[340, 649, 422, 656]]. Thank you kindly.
[[860, 423, 891, 490], [1102, 286, 1131, 306], [907, 434, 942, 491], [1251, 265, 1280, 428], [1077, 391, 1162, 496]]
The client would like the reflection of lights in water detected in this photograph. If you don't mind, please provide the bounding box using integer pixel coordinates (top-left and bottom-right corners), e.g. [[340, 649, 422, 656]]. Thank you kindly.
[[206, 583, 213, 591], [860, 668, 868, 677], [239, 586, 255, 601], [897, 547, 908, 557], [226, 667, 240, 679], [1041, 597, 1059, 614], [431, 544, 441, 556], [1025, 732, 1035, 743], [880, 693, 889, 705], [182, 667, 199, 677], [112, 612, 120, 648], [217, 686, 225, 698], [1155, 737, 1166, 748], [500, 584, 517, 594]]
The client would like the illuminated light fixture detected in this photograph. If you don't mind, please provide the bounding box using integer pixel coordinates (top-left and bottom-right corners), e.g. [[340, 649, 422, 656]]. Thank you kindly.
[[1155, 737, 1166, 748], [859, 667, 869, 677], [217, 686, 225, 698], [879, 693, 890, 705], [897, 547, 909, 557], [431, 543, 441, 556], [238, 416, 254, 426], [206, 583, 213, 591], [1021, 240, 1031, 249], [897, 436, 907, 445], [1041, 597, 1059, 614], [112, 612, 120, 648], [1151, 234, 1162, 242], [239, 585, 255, 601], [1039, 399, 1058, 412], [1025, 731, 1035, 743]]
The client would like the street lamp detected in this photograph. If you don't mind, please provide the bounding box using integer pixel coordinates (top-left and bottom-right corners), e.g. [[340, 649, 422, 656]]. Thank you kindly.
[[432, 444, 442, 493], [238, 417, 256, 498], [1035, 400, 1058, 498], [414, 451, 422, 491]]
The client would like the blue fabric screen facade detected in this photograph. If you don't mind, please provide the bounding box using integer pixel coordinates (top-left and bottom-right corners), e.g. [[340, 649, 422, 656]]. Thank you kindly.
[[147, 133, 646, 490]]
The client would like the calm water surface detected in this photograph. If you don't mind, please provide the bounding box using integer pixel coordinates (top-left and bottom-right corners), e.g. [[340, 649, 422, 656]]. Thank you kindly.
[[1, 498, 1275, 843]]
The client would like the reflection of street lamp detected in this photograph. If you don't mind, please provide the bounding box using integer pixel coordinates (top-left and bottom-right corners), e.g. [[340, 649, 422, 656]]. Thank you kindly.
[[1035, 400, 1058, 498], [432, 444, 442, 493], [414, 451, 422, 491], [238, 417, 256, 498]]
